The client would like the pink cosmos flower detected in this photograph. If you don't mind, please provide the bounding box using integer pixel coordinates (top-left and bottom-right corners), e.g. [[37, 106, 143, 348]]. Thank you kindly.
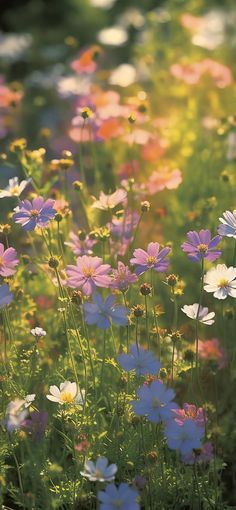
[[130, 242, 171, 276], [92, 189, 127, 210], [110, 261, 138, 291], [172, 403, 206, 428], [198, 338, 227, 369], [66, 255, 111, 295], [144, 168, 182, 194], [70, 45, 101, 74], [65, 232, 96, 256], [0, 243, 19, 277]]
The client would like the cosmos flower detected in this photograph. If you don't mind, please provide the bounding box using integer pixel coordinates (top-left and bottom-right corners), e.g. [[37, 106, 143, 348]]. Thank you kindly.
[[3, 399, 28, 432], [0, 243, 19, 277], [144, 168, 182, 194], [181, 441, 214, 465], [218, 210, 236, 239], [0, 177, 30, 198], [172, 403, 206, 428], [0, 283, 13, 309], [23, 394, 36, 408], [64, 231, 96, 256], [198, 338, 227, 368], [46, 381, 85, 405], [22, 411, 48, 441], [13, 196, 56, 231], [110, 211, 139, 240], [181, 230, 221, 262], [66, 255, 111, 295], [117, 344, 161, 376], [130, 242, 171, 276], [165, 419, 204, 455], [203, 264, 236, 299], [98, 483, 140, 510], [80, 457, 117, 482], [181, 304, 215, 325], [92, 189, 127, 210], [71, 45, 101, 74], [31, 327, 46, 338], [131, 380, 178, 423], [83, 293, 128, 329], [110, 262, 138, 291]]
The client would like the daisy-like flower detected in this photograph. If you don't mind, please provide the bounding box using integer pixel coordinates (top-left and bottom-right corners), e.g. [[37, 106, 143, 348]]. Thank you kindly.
[[165, 419, 204, 456], [46, 381, 85, 405], [98, 483, 140, 510], [117, 344, 161, 376], [65, 231, 96, 256], [181, 304, 215, 325], [80, 457, 117, 482], [181, 230, 221, 262], [110, 261, 138, 291], [0, 283, 13, 309], [66, 255, 111, 296], [130, 242, 171, 276], [24, 394, 36, 408], [131, 380, 178, 423], [0, 243, 19, 277], [92, 189, 127, 210], [0, 176, 30, 198], [198, 338, 226, 369], [13, 196, 56, 231], [31, 327, 46, 338], [3, 399, 28, 432], [218, 210, 236, 239], [83, 293, 128, 329], [204, 264, 236, 300], [172, 403, 206, 428]]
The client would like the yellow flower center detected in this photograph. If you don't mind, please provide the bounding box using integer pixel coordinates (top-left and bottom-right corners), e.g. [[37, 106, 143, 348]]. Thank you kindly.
[[30, 209, 39, 217], [147, 256, 156, 266], [83, 266, 95, 277], [113, 499, 122, 508], [11, 186, 20, 195], [60, 391, 74, 403], [0, 256, 4, 267], [218, 278, 229, 288], [197, 243, 208, 253], [152, 397, 160, 408], [94, 469, 103, 478]]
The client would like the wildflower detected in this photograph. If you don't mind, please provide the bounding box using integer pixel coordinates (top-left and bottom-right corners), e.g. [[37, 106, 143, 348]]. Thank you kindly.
[[4, 399, 28, 432], [13, 196, 56, 231], [144, 168, 182, 194], [117, 344, 161, 376], [92, 189, 127, 210], [131, 380, 178, 423], [22, 411, 48, 441], [65, 231, 96, 256], [80, 457, 117, 482], [46, 381, 85, 405], [98, 483, 140, 510], [172, 403, 206, 428], [198, 338, 227, 368], [0, 283, 13, 308], [165, 418, 204, 455], [24, 394, 36, 408], [181, 230, 221, 262], [0, 243, 19, 277], [66, 255, 111, 296], [110, 261, 137, 291], [0, 176, 30, 198], [218, 210, 236, 239], [83, 293, 128, 329], [182, 441, 214, 464], [181, 304, 215, 325], [71, 45, 101, 74], [130, 242, 171, 276], [204, 264, 236, 299], [139, 283, 152, 295]]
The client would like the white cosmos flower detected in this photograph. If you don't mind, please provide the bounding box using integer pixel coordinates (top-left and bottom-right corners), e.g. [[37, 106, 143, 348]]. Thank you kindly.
[[218, 210, 236, 239], [0, 177, 30, 198], [109, 64, 137, 87], [31, 327, 46, 337], [24, 394, 36, 408], [4, 399, 28, 432], [80, 456, 117, 482], [204, 264, 236, 300], [97, 26, 128, 46], [46, 381, 85, 405], [181, 303, 215, 325]]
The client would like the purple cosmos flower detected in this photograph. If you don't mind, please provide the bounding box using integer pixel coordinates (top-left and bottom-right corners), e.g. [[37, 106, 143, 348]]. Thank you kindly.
[[83, 293, 128, 329], [64, 231, 97, 256], [117, 344, 161, 376], [164, 418, 204, 455], [80, 457, 117, 482], [13, 196, 56, 231], [181, 441, 213, 465], [98, 483, 140, 510], [110, 211, 139, 240], [130, 242, 171, 276], [181, 230, 221, 262], [110, 262, 138, 291], [172, 403, 206, 428], [66, 255, 111, 296], [22, 411, 48, 441], [0, 243, 19, 277], [131, 380, 178, 423], [218, 210, 236, 239], [0, 283, 13, 308]]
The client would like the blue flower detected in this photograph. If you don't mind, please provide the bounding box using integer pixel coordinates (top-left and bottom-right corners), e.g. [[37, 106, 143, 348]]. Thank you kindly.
[[83, 293, 128, 329], [117, 344, 161, 376], [80, 456, 117, 482], [98, 483, 140, 510], [0, 284, 13, 309], [164, 418, 204, 455], [131, 380, 178, 423]]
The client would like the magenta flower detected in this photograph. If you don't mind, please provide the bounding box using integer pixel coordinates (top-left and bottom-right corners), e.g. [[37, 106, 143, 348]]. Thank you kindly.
[[130, 242, 171, 276], [110, 261, 138, 291], [13, 196, 56, 231], [0, 243, 19, 277], [181, 230, 221, 262], [66, 255, 111, 295], [65, 231, 96, 256], [172, 403, 206, 428]]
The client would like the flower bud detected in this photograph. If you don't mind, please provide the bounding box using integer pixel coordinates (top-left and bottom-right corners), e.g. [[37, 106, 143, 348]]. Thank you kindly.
[[48, 257, 60, 269], [133, 304, 145, 317], [166, 274, 178, 287], [141, 201, 150, 212], [73, 180, 83, 191], [140, 283, 152, 296]]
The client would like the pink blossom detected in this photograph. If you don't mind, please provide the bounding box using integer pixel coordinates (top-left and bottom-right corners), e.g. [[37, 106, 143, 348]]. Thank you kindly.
[[65, 232, 96, 256], [144, 168, 182, 194], [198, 338, 227, 369], [92, 189, 127, 210], [172, 403, 206, 428], [0, 243, 19, 277], [110, 261, 138, 291], [66, 255, 111, 295]]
